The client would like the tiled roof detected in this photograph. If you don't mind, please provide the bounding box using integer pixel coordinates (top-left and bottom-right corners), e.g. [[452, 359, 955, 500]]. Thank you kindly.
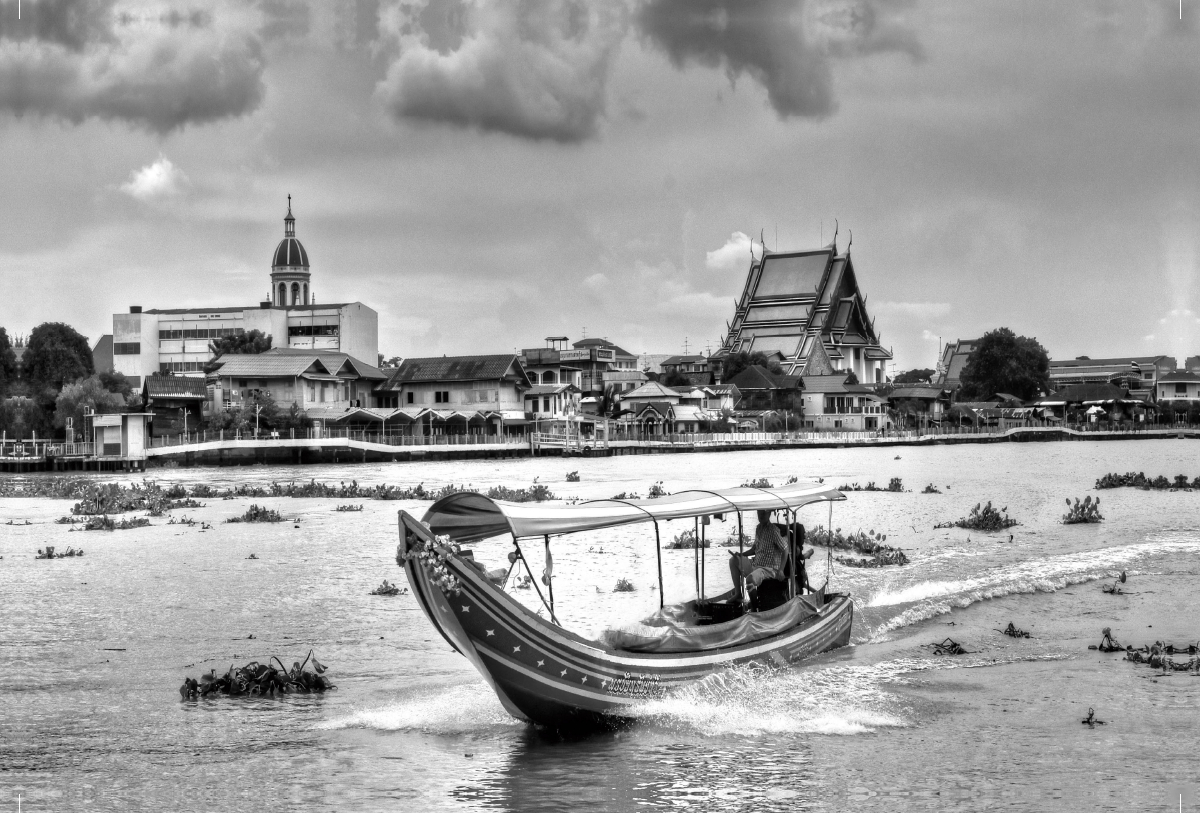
[[623, 381, 681, 400], [211, 355, 333, 378], [726, 365, 803, 391], [144, 376, 209, 399], [1156, 370, 1200, 383], [799, 373, 855, 394], [389, 354, 525, 384], [262, 349, 386, 379], [1052, 383, 1128, 402], [662, 355, 708, 366], [635, 401, 674, 418]]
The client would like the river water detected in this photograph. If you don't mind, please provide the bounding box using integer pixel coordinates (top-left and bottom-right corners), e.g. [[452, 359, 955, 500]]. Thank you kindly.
[[2, 442, 1198, 811]]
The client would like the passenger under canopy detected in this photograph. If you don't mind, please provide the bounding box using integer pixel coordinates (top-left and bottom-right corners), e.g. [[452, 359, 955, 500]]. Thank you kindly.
[[422, 482, 846, 544]]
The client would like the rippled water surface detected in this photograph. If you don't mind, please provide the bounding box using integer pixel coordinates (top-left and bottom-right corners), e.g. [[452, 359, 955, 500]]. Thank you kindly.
[[3, 442, 1199, 811]]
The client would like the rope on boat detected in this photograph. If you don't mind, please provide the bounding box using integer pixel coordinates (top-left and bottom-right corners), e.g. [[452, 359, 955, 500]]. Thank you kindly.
[[512, 538, 559, 625]]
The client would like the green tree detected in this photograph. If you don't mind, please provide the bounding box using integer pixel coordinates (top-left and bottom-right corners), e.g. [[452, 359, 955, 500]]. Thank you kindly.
[[55, 376, 126, 437], [895, 368, 936, 384], [21, 322, 94, 405], [209, 329, 272, 359], [721, 351, 782, 381], [660, 369, 691, 388], [98, 370, 133, 397], [958, 328, 1050, 401], [0, 327, 17, 396]]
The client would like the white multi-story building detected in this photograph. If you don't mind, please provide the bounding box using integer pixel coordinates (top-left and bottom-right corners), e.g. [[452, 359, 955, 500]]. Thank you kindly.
[[107, 200, 378, 388]]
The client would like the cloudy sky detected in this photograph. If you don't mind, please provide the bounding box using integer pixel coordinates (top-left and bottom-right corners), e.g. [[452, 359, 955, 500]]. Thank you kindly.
[[0, 0, 1196, 370]]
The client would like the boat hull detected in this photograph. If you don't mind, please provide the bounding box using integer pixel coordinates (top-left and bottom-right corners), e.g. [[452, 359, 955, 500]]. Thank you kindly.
[[399, 511, 854, 730]]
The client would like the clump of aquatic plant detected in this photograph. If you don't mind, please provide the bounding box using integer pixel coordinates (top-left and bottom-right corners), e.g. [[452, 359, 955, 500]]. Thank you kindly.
[[837, 478, 905, 493], [486, 484, 556, 502], [741, 478, 773, 488], [1063, 496, 1103, 524], [1094, 472, 1199, 491], [613, 578, 635, 592], [922, 483, 942, 494], [936, 501, 1018, 532], [226, 505, 284, 524], [168, 515, 197, 526], [786, 475, 798, 484], [646, 481, 669, 499], [809, 525, 909, 566], [610, 490, 642, 500], [566, 471, 580, 482], [335, 504, 363, 512], [666, 529, 711, 549], [81, 515, 150, 531]]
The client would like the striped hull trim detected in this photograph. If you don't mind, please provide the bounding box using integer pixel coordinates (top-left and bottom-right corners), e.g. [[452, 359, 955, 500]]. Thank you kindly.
[[399, 511, 854, 730]]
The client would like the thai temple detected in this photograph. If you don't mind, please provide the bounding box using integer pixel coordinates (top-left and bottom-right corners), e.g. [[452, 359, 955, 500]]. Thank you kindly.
[[717, 232, 892, 384]]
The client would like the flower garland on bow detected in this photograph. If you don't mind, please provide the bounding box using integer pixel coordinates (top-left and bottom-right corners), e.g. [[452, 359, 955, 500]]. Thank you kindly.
[[397, 528, 463, 595]]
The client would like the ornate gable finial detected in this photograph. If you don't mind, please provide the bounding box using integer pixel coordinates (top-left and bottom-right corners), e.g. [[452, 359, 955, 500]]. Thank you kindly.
[[847, 228, 852, 252], [830, 219, 838, 252]]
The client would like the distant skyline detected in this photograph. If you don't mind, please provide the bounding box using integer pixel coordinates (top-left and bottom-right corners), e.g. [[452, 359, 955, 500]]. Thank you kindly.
[[0, 0, 1196, 371]]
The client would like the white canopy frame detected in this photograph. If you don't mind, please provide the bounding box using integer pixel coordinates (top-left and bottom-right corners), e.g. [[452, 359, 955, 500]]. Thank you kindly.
[[421, 482, 845, 621]]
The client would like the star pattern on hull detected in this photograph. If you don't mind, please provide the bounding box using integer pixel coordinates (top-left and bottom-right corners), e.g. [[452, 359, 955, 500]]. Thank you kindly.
[[536, 660, 545, 668], [560, 669, 568, 677], [512, 645, 521, 653], [485, 629, 495, 637]]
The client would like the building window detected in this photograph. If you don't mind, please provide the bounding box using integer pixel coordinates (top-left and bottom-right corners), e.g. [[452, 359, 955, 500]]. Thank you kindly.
[[407, 392, 414, 405], [288, 325, 340, 337], [291, 282, 300, 305], [114, 342, 141, 355], [278, 283, 286, 305], [434, 391, 451, 404], [1176, 383, 1188, 395], [543, 397, 550, 412], [157, 361, 206, 373]]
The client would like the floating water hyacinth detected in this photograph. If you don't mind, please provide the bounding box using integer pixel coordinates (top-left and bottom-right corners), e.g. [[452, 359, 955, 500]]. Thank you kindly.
[[1062, 496, 1103, 524], [936, 501, 1018, 532]]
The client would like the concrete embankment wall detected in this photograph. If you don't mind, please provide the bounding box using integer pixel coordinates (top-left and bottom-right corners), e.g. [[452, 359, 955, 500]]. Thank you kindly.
[[127, 427, 1200, 468]]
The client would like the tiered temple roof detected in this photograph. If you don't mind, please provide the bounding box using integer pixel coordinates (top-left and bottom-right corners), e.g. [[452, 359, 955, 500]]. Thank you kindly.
[[718, 236, 891, 377]]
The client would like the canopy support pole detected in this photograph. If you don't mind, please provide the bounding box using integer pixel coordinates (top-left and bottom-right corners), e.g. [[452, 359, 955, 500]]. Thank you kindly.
[[514, 538, 558, 625], [654, 521, 664, 609], [700, 519, 706, 600], [693, 516, 700, 599], [543, 535, 556, 621], [737, 512, 743, 554], [788, 508, 797, 600]]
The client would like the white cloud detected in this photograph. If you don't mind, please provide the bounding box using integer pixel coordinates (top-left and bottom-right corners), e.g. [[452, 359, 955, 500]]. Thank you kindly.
[[121, 156, 189, 201], [705, 231, 762, 272]]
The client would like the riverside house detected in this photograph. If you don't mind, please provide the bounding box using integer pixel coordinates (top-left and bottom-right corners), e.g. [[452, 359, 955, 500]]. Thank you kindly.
[[208, 349, 386, 413], [801, 373, 889, 431], [375, 354, 534, 435], [1155, 370, 1200, 404]]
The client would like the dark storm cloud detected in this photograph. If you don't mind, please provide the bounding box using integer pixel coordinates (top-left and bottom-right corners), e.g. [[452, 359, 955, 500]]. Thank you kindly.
[[0, 0, 266, 133], [376, 0, 628, 143], [0, 0, 115, 50], [636, 0, 920, 118]]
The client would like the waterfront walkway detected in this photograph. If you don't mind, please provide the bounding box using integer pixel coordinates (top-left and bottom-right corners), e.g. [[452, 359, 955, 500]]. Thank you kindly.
[[129, 425, 1198, 466]]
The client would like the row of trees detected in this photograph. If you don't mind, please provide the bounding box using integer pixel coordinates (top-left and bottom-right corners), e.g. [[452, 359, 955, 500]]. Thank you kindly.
[[0, 322, 142, 440]]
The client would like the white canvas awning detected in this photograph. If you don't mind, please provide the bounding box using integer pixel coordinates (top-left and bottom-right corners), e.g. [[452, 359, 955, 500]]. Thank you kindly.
[[421, 482, 845, 543]]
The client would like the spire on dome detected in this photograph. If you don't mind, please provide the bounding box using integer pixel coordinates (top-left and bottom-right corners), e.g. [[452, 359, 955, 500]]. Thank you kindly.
[[284, 194, 295, 237]]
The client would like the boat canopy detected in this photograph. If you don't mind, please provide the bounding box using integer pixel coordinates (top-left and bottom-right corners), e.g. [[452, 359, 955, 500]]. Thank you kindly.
[[421, 482, 846, 543]]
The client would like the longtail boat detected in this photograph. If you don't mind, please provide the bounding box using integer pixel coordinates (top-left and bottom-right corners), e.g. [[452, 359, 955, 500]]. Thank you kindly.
[[396, 482, 852, 730]]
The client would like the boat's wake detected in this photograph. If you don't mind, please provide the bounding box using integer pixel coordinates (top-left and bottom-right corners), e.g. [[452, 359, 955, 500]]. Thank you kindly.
[[857, 537, 1200, 643], [317, 683, 521, 734]]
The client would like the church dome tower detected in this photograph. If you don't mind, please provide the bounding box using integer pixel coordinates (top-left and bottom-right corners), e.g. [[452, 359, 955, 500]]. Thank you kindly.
[[271, 195, 311, 306]]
